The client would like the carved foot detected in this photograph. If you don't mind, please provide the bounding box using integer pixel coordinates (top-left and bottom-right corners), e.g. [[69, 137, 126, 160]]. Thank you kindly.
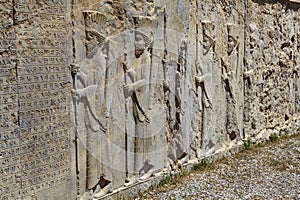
[[140, 169, 154, 181], [93, 183, 113, 199], [124, 176, 139, 187]]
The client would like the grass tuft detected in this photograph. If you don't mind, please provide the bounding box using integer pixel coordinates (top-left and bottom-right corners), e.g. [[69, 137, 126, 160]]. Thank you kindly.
[[243, 139, 253, 150], [191, 158, 210, 171], [269, 133, 279, 143], [158, 175, 172, 186]]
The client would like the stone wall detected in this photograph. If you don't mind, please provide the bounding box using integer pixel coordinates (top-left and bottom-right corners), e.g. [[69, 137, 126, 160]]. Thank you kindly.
[[0, 0, 73, 199], [244, 0, 300, 140], [0, 0, 299, 199]]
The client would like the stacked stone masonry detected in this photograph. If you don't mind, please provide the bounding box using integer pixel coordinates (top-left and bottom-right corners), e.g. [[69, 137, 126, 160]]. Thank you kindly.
[[0, 0, 299, 199]]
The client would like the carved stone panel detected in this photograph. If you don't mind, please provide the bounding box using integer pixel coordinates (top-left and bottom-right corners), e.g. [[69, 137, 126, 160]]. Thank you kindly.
[[0, 0, 299, 199], [0, 0, 72, 199]]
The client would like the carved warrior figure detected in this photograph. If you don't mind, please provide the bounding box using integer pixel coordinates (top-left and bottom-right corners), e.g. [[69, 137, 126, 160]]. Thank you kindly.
[[221, 23, 240, 141], [72, 11, 113, 199], [193, 20, 214, 153], [123, 20, 158, 185]]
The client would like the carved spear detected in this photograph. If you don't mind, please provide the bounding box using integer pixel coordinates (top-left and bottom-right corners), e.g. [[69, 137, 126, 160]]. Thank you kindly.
[[123, 35, 129, 182], [70, 62, 80, 196]]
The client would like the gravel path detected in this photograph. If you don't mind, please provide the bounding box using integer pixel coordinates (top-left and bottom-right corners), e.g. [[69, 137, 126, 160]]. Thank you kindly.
[[137, 135, 300, 200]]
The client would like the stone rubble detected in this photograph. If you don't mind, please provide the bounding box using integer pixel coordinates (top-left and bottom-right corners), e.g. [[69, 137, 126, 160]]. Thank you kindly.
[[138, 136, 300, 200]]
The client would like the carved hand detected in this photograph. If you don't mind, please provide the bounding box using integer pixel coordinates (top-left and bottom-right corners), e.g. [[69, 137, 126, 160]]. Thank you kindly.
[[195, 76, 204, 85], [75, 69, 87, 81], [71, 63, 80, 74], [163, 80, 170, 90], [124, 83, 135, 97], [71, 89, 86, 101]]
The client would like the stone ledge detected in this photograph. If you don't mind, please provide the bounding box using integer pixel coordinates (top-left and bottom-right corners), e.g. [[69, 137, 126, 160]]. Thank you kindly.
[[98, 117, 300, 200], [97, 143, 245, 200]]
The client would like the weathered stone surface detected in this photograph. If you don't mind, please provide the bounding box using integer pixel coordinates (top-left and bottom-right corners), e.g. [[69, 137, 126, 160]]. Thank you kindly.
[[0, 0, 73, 199], [0, 0, 299, 199]]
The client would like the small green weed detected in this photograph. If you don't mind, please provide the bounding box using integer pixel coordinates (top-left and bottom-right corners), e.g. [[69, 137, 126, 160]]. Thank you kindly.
[[158, 175, 172, 186], [243, 139, 253, 150], [269, 133, 279, 142], [191, 158, 210, 171], [269, 158, 280, 166]]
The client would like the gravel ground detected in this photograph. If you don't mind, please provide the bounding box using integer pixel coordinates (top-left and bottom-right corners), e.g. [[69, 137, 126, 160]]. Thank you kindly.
[[137, 135, 300, 200]]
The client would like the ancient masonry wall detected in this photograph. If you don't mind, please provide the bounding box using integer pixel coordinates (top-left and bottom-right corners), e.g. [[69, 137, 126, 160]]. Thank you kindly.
[[0, 0, 299, 199], [244, 0, 300, 139], [0, 0, 73, 199]]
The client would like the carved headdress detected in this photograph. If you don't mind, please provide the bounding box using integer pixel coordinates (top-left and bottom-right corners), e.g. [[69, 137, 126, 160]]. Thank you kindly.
[[133, 15, 156, 48], [83, 10, 107, 31], [83, 10, 108, 59], [201, 19, 214, 38], [135, 30, 152, 48]]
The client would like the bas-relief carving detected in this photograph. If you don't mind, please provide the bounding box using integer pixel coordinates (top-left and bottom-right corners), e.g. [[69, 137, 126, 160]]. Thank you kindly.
[[72, 10, 167, 198], [2, 0, 300, 199], [220, 23, 240, 141], [123, 28, 154, 184], [72, 11, 113, 199], [73, 4, 247, 198], [196, 20, 215, 154], [123, 15, 166, 186]]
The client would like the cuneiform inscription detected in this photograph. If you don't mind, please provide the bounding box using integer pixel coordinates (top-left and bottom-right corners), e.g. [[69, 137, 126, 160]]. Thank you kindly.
[[0, 76, 17, 85], [18, 65, 68, 75], [19, 121, 68, 134], [16, 0, 65, 5], [21, 176, 71, 197], [0, 58, 17, 65], [0, 0, 71, 198], [18, 89, 67, 102], [0, 103, 18, 114], [0, 93, 18, 104], [22, 151, 70, 170], [19, 105, 68, 118], [0, 39, 17, 49], [0, 130, 20, 141], [18, 97, 67, 110], [15, 3, 65, 15], [0, 30, 16, 40], [22, 160, 69, 179], [18, 73, 68, 84], [19, 57, 67, 66], [17, 49, 67, 57], [17, 82, 67, 93], [20, 143, 70, 162], [0, 1, 20, 200], [0, 68, 16, 76], [0, 155, 20, 168], [19, 114, 68, 128]]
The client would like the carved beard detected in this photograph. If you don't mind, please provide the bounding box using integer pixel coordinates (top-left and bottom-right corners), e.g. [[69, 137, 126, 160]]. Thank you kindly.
[[228, 44, 235, 55], [203, 44, 211, 55], [135, 48, 145, 58], [86, 41, 99, 59]]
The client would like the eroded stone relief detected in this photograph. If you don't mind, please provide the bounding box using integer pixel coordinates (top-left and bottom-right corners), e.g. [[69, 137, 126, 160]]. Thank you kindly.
[[0, 0, 299, 199]]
